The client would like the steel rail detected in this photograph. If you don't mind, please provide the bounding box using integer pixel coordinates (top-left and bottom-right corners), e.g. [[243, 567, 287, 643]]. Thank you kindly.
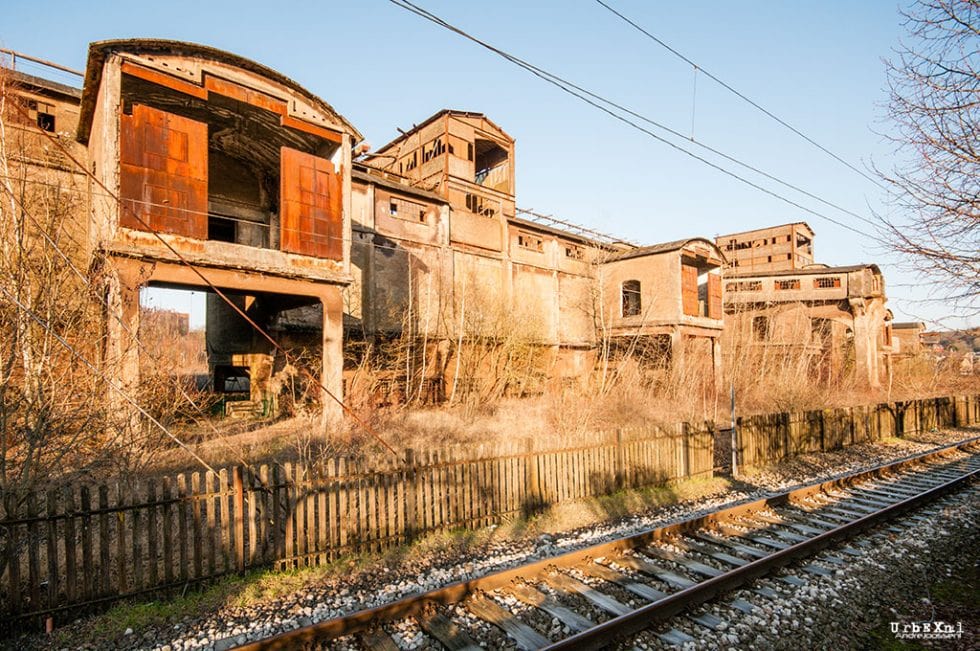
[[234, 437, 980, 650]]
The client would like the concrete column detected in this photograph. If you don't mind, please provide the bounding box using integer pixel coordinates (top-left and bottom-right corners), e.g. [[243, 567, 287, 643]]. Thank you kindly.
[[670, 326, 685, 372], [320, 285, 345, 427], [106, 258, 143, 394], [849, 299, 879, 388], [711, 336, 723, 395], [104, 257, 143, 430]]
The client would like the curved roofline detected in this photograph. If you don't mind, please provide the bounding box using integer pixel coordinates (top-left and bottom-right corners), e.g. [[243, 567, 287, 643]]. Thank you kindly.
[[608, 237, 727, 263], [76, 39, 361, 144]]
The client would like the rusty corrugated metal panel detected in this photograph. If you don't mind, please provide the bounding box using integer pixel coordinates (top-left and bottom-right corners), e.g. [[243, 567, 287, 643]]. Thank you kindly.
[[280, 146, 342, 260], [681, 263, 699, 317], [119, 104, 207, 238], [708, 273, 722, 319]]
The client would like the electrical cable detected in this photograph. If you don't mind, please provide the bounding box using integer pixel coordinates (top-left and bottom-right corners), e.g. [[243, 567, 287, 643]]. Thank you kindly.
[[388, 0, 887, 244], [593, 0, 887, 190]]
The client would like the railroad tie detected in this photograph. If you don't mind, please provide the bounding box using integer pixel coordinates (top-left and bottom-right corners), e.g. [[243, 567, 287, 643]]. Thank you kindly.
[[359, 627, 401, 651], [688, 612, 727, 631], [658, 628, 696, 646], [506, 582, 594, 633], [544, 571, 632, 616], [418, 611, 485, 651], [640, 546, 723, 578], [729, 598, 759, 614], [583, 561, 667, 602], [466, 595, 550, 651]]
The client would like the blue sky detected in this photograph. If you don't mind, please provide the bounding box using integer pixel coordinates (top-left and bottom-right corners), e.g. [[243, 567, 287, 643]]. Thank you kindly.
[[3, 0, 970, 329]]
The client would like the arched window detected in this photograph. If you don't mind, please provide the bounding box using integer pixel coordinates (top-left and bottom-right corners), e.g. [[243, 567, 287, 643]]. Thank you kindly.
[[622, 280, 641, 317]]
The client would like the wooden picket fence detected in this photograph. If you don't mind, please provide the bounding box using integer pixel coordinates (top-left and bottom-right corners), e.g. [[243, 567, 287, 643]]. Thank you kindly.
[[0, 423, 712, 626], [736, 394, 980, 469]]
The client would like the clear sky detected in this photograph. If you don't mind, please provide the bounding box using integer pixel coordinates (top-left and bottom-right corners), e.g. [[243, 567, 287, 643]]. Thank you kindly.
[[2, 0, 971, 330]]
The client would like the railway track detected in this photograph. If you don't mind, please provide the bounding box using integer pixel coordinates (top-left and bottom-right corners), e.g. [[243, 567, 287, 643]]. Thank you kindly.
[[234, 439, 980, 650]]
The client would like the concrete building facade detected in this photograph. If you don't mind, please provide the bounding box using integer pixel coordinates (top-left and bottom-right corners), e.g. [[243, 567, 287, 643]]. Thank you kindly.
[[16, 42, 912, 422], [718, 222, 814, 272], [71, 40, 362, 420]]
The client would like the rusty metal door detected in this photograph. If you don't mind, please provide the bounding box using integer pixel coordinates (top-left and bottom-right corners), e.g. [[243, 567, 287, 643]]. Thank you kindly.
[[681, 263, 699, 317], [119, 104, 208, 238], [707, 273, 723, 319], [280, 147, 342, 260]]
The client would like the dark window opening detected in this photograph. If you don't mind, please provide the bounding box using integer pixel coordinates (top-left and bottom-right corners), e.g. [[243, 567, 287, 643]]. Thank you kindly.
[[775, 279, 800, 290], [812, 318, 832, 345], [36, 112, 55, 132], [753, 315, 770, 341], [517, 233, 543, 252], [214, 365, 250, 394], [473, 138, 510, 191], [622, 279, 641, 317], [465, 193, 496, 218], [208, 216, 236, 242], [389, 201, 398, 216], [814, 277, 840, 289]]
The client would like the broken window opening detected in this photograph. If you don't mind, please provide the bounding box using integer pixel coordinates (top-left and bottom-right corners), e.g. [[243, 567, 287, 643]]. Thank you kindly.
[[811, 318, 832, 345], [565, 244, 584, 260], [208, 215, 236, 242], [473, 138, 510, 192], [753, 315, 770, 341], [517, 232, 544, 252], [814, 277, 840, 289], [622, 279, 641, 317], [36, 112, 55, 132], [388, 196, 427, 224], [775, 279, 801, 290], [464, 192, 497, 218]]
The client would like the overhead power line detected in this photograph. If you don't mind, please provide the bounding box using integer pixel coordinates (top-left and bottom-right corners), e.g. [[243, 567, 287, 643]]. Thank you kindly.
[[593, 0, 886, 190], [387, 0, 887, 246]]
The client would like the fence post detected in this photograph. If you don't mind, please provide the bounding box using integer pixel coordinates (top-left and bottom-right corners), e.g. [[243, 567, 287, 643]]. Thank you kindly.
[[404, 449, 417, 541], [525, 442, 542, 514], [615, 429, 625, 491], [233, 466, 245, 574], [681, 423, 690, 479]]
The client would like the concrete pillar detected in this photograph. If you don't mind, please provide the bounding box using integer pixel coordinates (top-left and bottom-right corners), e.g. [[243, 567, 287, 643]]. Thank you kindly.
[[106, 258, 143, 394], [320, 285, 345, 427], [670, 326, 685, 372], [849, 299, 879, 388], [711, 336, 723, 395], [104, 258, 143, 429]]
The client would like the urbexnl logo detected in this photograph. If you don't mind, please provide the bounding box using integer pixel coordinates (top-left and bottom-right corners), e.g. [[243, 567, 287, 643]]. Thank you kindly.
[[891, 620, 964, 640]]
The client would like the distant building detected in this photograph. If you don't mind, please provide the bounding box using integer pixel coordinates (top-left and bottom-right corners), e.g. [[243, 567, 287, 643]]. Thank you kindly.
[[891, 322, 926, 357], [720, 222, 892, 388], [716, 222, 814, 272]]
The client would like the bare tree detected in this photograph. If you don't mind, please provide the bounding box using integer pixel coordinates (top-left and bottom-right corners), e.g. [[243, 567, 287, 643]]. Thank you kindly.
[[877, 0, 979, 312]]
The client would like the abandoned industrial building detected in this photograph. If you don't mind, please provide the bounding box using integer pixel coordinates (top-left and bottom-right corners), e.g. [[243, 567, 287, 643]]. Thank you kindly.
[[2, 39, 902, 420], [716, 223, 893, 388]]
